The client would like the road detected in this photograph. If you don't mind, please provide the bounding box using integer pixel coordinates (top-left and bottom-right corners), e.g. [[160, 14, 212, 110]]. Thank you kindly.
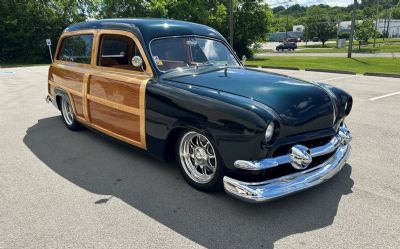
[[260, 41, 336, 50], [1, 66, 400, 249], [255, 52, 400, 58]]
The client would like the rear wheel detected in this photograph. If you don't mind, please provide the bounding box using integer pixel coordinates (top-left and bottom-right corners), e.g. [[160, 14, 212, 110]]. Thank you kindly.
[[176, 130, 223, 192], [60, 96, 82, 131]]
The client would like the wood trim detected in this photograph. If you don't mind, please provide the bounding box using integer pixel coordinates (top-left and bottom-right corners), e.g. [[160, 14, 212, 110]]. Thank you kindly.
[[82, 74, 90, 122], [51, 29, 151, 150], [87, 94, 140, 115], [139, 79, 148, 148]]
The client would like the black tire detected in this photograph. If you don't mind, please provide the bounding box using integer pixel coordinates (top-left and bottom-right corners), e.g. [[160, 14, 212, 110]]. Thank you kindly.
[[60, 95, 83, 131], [175, 129, 224, 192]]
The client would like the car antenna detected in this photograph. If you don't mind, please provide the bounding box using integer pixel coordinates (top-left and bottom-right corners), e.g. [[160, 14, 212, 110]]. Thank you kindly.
[[224, 64, 228, 77]]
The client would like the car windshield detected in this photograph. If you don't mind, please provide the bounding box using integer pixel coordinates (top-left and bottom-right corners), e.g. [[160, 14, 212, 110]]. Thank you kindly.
[[150, 36, 240, 73]]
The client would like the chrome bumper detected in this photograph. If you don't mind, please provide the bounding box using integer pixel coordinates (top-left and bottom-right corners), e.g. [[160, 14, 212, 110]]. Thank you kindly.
[[223, 126, 352, 203]]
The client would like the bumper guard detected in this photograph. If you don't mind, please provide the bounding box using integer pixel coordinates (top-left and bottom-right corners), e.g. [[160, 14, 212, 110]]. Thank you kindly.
[[223, 126, 352, 203]]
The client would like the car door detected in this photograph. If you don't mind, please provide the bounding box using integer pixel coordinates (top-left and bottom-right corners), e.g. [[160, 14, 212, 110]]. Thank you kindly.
[[49, 32, 95, 121], [85, 30, 153, 150]]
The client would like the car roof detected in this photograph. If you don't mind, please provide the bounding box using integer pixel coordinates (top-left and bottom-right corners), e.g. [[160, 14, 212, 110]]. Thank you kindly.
[[64, 18, 226, 44]]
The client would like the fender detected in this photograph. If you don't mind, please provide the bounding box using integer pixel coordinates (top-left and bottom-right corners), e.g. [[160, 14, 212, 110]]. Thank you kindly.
[[145, 80, 276, 169]]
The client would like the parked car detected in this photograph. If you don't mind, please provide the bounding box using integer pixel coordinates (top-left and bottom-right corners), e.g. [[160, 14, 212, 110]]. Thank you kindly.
[[286, 37, 299, 43], [276, 42, 297, 51], [46, 19, 353, 202], [312, 37, 320, 42]]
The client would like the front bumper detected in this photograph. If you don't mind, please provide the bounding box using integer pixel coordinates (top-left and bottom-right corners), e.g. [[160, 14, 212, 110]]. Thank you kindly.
[[223, 126, 352, 203]]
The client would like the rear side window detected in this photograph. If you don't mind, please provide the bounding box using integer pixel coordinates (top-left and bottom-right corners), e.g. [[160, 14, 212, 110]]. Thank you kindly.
[[98, 34, 145, 71], [58, 35, 93, 64]]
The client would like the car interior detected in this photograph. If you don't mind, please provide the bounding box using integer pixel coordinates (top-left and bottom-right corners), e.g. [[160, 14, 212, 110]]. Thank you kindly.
[[98, 34, 146, 72]]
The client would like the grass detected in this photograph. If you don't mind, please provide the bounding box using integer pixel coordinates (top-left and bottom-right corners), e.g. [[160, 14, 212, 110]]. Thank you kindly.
[[296, 39, 400, 53], [246, 57, 400, 74]]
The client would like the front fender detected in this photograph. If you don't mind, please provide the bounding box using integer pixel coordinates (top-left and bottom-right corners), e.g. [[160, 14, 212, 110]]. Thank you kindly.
[[145, 80, 275, 169]]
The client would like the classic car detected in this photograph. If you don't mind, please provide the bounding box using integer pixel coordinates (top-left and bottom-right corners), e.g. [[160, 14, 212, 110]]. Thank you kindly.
[[46, 18, 353, 203], [276, 42, 297, 51]]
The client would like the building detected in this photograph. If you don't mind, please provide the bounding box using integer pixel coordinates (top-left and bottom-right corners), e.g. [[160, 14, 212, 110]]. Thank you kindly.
[[338, 20, 362, 33], [339, 19, 400, 38], [293, 25, 304, 32], [376, 19, 400, 38], [269, 31, 303, 42]]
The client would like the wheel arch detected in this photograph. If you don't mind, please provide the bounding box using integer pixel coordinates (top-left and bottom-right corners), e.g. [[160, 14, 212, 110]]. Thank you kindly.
[[53, 87, 70, 111]]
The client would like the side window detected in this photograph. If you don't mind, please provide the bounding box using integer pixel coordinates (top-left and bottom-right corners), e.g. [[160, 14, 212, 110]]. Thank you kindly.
[[98, 34, 145, 71], [58, 35, 93, 64]]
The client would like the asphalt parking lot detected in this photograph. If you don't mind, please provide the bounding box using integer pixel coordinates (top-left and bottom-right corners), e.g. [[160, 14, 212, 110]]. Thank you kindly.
[[1, 66, 399, 249]]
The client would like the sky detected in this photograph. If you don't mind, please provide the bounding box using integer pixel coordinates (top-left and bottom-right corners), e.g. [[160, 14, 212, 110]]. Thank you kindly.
[[265, 0, 355, 8]]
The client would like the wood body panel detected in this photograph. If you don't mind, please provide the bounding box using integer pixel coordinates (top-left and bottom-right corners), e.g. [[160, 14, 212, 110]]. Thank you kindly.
[[50, 66, 84, 92], [89, 75, 140, 108], [48, 29, 152, 150], [71, 95, 84, 118], [88, 101, 141, 141]]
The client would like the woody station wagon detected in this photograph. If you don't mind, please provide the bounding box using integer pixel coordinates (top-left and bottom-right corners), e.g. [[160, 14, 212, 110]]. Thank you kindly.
[[46, 19, 353, 202]]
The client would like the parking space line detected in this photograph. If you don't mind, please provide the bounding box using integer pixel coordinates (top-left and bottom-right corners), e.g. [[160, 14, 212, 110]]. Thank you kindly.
[[319, 75, 358, 82], [369, 92, 400, 101]]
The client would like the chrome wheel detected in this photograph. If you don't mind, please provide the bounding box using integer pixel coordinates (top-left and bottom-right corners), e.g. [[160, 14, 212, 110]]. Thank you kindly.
[[61, 98, 74, 126], [179, 131, 217, 184]]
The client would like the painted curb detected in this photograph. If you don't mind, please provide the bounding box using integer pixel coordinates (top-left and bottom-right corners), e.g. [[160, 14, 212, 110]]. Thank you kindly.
[[261, 65, 300, 70], [305, 68, 356, 75], [363, 72, 400, 78]]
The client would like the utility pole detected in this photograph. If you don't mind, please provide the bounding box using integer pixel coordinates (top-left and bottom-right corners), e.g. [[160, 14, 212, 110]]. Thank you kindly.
[[373, 0, 380, 48], [336, 16, 341, 48], [229, 0, 234, 48], [348, 0, 357, 58], [285, 3, 290, 41], [383, 5, 388, 40], [386, 6, 392, 38]]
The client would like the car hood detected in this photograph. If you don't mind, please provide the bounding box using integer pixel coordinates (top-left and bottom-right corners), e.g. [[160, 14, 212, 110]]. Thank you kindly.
[[166, 67, 336, 136]]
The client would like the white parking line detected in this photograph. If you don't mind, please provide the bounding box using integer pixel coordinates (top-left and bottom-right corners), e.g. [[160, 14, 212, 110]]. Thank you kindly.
[[319, 75, 359, 82], [369, 92, 400, 101]]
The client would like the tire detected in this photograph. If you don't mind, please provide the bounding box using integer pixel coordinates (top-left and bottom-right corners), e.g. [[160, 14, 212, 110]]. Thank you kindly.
[[60, 96, 82, 131], [176, 130, 224, 192]]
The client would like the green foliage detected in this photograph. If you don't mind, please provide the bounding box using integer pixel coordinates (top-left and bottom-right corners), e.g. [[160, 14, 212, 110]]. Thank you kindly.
[[0, 0, 89, 63], [339, 32, 350, 39], [304, 7, 336, 47], [0, 0, 271, 63], [355, 18, 376, 46], [232, 1, 272, 58]]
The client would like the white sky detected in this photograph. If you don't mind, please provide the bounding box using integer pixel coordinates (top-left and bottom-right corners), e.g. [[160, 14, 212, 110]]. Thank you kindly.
[[265, 0, 355, 7]]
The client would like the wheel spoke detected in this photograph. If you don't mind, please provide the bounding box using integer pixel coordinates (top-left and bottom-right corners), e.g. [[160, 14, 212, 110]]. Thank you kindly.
[[205, 164, 215, 172], [201, 165, 208, 175]]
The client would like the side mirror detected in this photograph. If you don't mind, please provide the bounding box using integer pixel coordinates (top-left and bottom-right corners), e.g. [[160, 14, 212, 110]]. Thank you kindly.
[[131, 56, 143, 67]]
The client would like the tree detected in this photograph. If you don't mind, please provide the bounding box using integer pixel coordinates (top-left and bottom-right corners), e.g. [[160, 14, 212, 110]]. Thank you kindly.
[[232, 0, 272, 58], [304, 7, 336, 47], [0, 0, 89, 64], [0, 0, 272, 63], [99, 0, 272, 58], [355, 18, 376, 49]]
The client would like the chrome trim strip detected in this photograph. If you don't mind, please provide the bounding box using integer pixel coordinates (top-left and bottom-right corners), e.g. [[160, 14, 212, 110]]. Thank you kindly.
[[234, 126, 351, 171], [224, 143, 351, 203]]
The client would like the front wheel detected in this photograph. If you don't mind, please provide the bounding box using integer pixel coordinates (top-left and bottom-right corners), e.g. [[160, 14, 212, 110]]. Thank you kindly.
[[176, 130, 224, 192]]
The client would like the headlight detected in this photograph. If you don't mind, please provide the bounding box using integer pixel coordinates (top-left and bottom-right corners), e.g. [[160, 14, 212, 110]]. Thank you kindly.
[[265, 122, 274, 142]]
